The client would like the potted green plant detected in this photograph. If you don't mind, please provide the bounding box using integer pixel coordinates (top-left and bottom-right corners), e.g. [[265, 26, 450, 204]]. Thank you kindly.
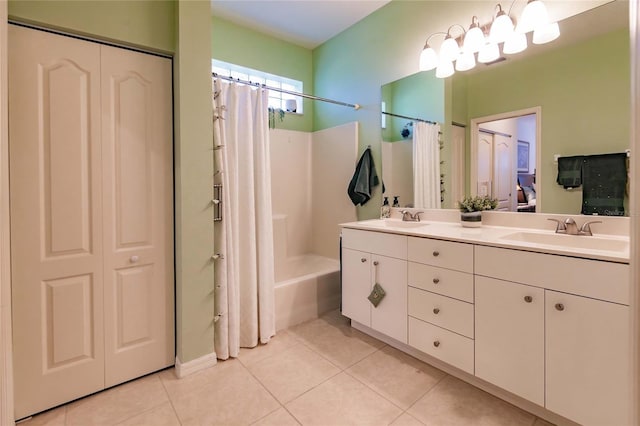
[[458, 195, 498, 227]]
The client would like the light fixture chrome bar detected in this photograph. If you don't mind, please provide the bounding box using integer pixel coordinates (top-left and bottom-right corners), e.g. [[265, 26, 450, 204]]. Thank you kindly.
[[212, 73, 361, 110]]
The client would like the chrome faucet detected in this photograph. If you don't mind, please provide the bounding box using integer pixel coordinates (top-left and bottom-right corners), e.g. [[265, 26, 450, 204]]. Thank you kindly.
[[401, 210, 424, 222], [547, 218, 601, 236]]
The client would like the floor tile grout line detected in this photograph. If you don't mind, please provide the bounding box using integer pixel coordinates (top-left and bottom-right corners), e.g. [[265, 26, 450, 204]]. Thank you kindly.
[[341, 368, 407, 413], [403, 371, 450, 416], [237, 340, 304, 369], [158, 370, 185, 426]]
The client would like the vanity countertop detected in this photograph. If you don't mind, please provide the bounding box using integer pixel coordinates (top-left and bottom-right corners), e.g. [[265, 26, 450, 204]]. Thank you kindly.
[[341, 219, 630, 264]]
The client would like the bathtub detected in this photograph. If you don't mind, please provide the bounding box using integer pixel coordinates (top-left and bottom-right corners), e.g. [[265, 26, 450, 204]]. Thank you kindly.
[[274, 254, 341, 331]]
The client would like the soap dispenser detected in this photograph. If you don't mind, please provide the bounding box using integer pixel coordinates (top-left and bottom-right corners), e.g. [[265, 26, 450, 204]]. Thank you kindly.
[[380, 197, 391, 219], [392, 196, 400, 207]]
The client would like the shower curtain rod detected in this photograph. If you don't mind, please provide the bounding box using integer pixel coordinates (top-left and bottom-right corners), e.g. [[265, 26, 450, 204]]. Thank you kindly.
[[382, 111, 438, 125], [213, 73, 361, 110]]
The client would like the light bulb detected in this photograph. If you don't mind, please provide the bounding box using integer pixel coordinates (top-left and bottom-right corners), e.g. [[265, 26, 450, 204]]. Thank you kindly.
[[503, 31, 527, 54], [478, 42, 500, 63], [464, 19, 485, 53], [455, 50, 476, 72], [419, 45, 439, 71], [439, 36, 460, 62], [533, 21, 559, 44], [517, 0, 550, 33], [489, 7, 514, 44], [435, 60, 454, 78]]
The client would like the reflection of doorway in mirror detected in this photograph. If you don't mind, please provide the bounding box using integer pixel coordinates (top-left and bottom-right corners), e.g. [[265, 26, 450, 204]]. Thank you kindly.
[[471, 108, 540, 213]]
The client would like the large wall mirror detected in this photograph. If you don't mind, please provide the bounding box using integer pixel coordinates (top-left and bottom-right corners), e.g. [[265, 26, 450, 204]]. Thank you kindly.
[[381, 0, 629, 215]]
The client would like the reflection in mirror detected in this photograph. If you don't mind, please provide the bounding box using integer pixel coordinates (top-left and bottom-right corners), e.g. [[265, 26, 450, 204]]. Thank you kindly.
[[380, 0, 629, 215]]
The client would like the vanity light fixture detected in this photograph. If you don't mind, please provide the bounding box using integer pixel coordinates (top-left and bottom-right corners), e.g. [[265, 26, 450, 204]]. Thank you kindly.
[[489, 4, 514, 44], [419, 0, 559, 78], [463, 16, 485, 53], [419, 32, 446, 71]]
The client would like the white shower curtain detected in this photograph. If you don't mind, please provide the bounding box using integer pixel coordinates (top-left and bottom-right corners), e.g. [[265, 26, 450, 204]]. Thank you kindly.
[[413, 121, 442, 209], [212, 79, 275, 360]]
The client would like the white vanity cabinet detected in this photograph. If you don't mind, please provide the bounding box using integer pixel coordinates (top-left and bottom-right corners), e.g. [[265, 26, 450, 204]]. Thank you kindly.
[[407, 237, 475, 374], [341, 229, 408, 343], [545, 291, 630, 426], [475, 276, 544, 406], [475, 245, 630, 426]]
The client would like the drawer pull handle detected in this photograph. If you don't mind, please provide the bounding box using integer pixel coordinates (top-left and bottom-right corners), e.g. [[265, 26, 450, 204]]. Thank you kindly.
[[361, 258, 367, 263], [555, 303, 565, 311], [373, 261, 379, 266], [433, 308, 440, 315], [433, 278, 440, 284], [432, 251, 440, 257], [524, 296, 533, 303], [433, 340, 440, 348]]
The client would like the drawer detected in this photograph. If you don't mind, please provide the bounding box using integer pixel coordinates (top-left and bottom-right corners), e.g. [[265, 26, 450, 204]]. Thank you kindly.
[[408, 287, 474, 338], [408, 317, 474, 375], [475, 245, 630, 305], [408, 237, 473, 273], [408, 262, 473, 303], [342, 228, 407, 259]]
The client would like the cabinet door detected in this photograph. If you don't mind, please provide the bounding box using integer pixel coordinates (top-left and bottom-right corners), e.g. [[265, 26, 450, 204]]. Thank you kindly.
[[546, 291, 630, 426], [371, 254, 407, 343], [341, 248, 371, 326], [475, 276, 544, 406], [101, 45, 174, 387], [9, 26, 105, 419]]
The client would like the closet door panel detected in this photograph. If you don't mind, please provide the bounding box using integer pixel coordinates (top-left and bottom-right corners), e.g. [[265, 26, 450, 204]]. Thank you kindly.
[[101, 45, 174, 387], [9, 25, 104, 419]]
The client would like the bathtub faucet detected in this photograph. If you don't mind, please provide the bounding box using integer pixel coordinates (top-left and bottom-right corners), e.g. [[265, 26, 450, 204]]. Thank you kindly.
[[401, 210, 424, 222]]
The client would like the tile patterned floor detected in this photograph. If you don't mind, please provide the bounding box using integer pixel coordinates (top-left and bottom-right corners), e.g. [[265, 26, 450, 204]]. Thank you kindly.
[[20, 310, 554, 426]]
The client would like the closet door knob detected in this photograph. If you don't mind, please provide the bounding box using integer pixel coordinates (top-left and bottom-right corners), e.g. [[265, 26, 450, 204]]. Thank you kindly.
[[433, 278, 440, 284], [555, 303, 565, 311], [373, 261, 379, 266], [432, 251, 440, 257], [361, 258, 367, 263], [524, 296, 533, 303], [130, 255, 139, 263], [433, 308, 440, 315], [433, 340, 440, 348]]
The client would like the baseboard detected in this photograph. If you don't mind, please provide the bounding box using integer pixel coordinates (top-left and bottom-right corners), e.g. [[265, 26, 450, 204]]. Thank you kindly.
[[174, 352, 217, 378]]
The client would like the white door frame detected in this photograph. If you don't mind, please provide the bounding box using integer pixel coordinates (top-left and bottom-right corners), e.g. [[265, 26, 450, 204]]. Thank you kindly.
[[0, 0, 14, 424], [470, 107, 542, 212]]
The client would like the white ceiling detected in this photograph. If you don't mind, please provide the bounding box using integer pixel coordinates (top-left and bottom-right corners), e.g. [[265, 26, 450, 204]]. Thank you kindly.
[[211, 0, 392, 49]]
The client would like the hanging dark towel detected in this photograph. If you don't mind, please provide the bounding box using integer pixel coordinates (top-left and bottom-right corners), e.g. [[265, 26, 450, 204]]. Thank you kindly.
[[556, 155, 584, 189], [581, 153, 627, 216], [348, 147, 379, 206]]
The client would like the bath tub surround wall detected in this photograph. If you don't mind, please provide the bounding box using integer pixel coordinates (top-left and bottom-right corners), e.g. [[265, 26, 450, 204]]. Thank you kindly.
[[270, 124, 357, 329]]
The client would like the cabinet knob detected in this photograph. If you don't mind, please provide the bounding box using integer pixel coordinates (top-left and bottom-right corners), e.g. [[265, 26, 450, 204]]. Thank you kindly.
[[433, 278, 440, 284], [361, 258, 367, 263], [433, 340, 440, 348], [130, 255, 139, 263], [433, 308, 440, 315], [373, 261, 379, 266], [555, 303, 565, 311], [524, 296, 533, 303], [432, 251, 440, 257]]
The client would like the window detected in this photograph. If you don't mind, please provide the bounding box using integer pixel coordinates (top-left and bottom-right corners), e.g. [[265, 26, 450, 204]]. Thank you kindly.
[[212, 59, 303, 114]]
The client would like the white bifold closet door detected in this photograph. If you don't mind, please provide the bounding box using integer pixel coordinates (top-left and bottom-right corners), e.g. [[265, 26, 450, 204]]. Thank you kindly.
[[9, 25, 174, 419]]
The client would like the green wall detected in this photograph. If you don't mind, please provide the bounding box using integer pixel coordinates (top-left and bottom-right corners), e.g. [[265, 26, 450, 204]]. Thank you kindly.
[[9, 0, 216, 363], [212, 16, 313, 132], [8, 0, 175, 53], [382, 71, 444, 143], [174, 0, 215, 363], [456, 28, 629, 214]]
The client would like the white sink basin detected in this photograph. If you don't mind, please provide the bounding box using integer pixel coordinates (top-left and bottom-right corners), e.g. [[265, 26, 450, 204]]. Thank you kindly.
[[499, 231, 629, 252], [380, 219, 429, 229]]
